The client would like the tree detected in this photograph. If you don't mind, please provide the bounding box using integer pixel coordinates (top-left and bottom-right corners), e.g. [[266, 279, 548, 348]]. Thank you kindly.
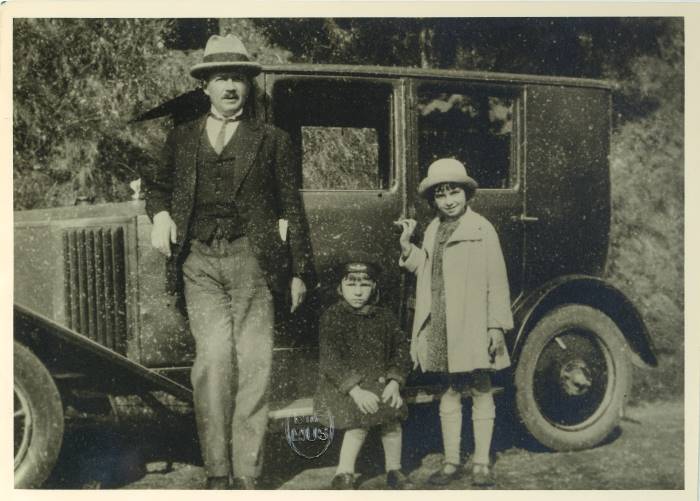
[[13, 19, 201, 209]]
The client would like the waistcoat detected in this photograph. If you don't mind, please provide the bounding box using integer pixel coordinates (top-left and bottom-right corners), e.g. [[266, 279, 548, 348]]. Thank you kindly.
[[189, 127, 246, 243]]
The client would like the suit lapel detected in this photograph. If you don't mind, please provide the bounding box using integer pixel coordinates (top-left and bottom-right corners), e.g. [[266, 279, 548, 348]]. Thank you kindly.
[[220, 119, 264, 196], [180, 115, 207, 197]]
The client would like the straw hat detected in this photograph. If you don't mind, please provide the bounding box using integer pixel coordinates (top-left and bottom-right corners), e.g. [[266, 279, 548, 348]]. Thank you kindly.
[[190, 34, 262, 79], [417, 158, 478, 198]]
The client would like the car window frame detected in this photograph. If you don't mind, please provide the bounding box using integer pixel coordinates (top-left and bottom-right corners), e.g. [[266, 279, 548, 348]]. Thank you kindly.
[[268, 74, 400, 194], [412, 78, 524, 194]]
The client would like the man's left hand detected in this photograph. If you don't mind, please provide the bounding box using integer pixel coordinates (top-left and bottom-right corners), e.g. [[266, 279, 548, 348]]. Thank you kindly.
[[290, 277, 307, 313]]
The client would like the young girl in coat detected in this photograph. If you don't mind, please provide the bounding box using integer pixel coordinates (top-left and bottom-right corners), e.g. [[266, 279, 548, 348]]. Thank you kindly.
[[314, 251, 413, 490], [397, 158, 513, 487]]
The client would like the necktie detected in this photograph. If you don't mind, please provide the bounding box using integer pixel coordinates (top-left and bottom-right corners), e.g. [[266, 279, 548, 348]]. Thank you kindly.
[[210, 114, 239, 154]]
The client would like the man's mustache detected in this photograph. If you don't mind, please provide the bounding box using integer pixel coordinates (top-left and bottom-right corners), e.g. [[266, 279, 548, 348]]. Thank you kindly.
[[222, 93, 239, 99]]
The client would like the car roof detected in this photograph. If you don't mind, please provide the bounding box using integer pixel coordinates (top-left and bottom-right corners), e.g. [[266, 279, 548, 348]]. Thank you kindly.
[[262, 63, 614, 90]]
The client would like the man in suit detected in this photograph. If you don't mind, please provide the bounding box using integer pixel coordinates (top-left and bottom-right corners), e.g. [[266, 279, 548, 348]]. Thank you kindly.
[[143, 34, 314, 489]]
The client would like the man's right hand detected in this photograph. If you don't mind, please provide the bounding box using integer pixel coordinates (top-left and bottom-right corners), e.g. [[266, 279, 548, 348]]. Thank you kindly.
[[151, 211, 177, 258]]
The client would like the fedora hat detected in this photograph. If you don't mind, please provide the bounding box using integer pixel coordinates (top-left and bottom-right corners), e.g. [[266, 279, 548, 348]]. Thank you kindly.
[[190, 34, 262, 79], [417, 158, 478, 198]]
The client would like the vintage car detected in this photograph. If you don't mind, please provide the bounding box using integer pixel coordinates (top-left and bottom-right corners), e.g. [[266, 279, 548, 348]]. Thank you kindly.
[[13, 64, 657, 488]]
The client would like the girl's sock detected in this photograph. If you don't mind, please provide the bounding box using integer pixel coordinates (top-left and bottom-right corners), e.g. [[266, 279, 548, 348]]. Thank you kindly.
[[336, 428, 368, 474], [439, 388, 463, 465], [472, 390, 496, 465], [381, 421, 403, 471]]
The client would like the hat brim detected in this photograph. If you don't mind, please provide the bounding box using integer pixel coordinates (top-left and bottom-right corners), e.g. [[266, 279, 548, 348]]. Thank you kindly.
[[418, 174, 478, 198], [190, 61, 262, 79]]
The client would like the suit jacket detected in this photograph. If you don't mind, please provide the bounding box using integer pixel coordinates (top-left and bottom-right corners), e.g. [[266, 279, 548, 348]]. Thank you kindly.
[[142, 114, 315, 296]]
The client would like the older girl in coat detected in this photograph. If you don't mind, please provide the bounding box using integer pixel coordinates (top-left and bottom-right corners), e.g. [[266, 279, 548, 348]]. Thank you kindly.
[[314, 252, 413, 490], [397, 158, 513, 487]]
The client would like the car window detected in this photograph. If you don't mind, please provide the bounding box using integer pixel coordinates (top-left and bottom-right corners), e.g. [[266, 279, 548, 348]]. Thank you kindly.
[[417, 84, 517, 189], [272, 79, 393, 190]]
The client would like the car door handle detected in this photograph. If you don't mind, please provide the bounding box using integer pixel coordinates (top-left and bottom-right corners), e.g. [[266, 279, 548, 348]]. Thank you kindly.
[[512, 214, 540, 223]]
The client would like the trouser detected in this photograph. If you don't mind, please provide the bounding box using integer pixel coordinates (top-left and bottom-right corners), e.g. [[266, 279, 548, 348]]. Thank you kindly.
[[336, 421, 403, 474], [182, 237, 274, 479]]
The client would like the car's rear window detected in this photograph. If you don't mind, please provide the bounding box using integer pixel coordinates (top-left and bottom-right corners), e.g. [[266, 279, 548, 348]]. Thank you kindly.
[[417, 83, 517, 189]]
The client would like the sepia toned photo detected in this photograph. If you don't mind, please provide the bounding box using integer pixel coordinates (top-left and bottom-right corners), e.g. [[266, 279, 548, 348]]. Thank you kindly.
[[8, 10, 689, 493]]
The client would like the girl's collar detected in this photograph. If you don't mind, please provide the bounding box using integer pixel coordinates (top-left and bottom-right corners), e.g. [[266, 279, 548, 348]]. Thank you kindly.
[[438, 205, 470, 223]]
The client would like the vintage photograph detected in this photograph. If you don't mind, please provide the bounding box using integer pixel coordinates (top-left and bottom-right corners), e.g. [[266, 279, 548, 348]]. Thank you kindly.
[[10, 13, 686, 491]]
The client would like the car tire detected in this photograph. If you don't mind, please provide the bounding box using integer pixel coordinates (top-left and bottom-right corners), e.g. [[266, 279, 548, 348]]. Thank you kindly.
[[514, 304, 632, 451], [14, 341, 64, 488]]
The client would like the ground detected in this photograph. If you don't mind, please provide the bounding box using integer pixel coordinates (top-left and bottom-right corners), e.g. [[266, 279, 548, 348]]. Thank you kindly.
[[44, 398, 684, 490]]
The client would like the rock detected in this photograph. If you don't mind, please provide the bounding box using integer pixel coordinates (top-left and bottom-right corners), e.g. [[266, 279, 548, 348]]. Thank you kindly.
[[145, 461, 170, 473], [279, 466, 336, 489], [123, 465, 205, 489]]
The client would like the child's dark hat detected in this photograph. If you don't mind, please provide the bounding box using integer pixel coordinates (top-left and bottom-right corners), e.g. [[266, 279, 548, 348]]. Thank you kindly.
[[335, 250, 382, 279]]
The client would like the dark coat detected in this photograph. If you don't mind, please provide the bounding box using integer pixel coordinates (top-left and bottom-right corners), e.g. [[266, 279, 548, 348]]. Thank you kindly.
[[314, 301, 411, 430], [142, 114, 315, 296]]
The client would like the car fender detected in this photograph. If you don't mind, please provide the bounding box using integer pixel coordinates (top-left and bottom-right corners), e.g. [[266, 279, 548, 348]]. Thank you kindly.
[[13, 303, 192, 402], [510, 275, 657, 367]]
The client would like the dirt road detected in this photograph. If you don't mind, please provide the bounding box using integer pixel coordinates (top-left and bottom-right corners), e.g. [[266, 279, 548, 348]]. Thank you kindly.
[[45, 399, 684, 490]]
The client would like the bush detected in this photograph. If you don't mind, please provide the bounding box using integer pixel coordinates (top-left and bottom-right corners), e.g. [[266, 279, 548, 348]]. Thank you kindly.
[[13, 19, 196, 208], [605, 25, 683, 401]]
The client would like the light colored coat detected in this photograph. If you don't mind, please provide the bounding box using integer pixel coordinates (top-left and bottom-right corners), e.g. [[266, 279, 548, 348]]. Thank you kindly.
[[400, 207, 513, 373]]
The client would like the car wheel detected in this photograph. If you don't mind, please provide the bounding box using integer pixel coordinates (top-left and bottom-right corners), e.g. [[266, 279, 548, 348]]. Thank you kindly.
[[14, 341, 64, 488], [514, 304, 632, 451]]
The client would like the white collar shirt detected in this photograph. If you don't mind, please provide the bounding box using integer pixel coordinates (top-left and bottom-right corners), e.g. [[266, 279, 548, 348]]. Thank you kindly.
[[205, 107, 243, 152]]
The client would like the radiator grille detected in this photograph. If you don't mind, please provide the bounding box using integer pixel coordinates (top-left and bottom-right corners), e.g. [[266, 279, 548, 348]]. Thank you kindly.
[[62, 227, 127, 353]]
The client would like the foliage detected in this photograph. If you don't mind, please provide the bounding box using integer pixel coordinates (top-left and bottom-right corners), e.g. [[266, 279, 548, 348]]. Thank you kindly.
[[605, 24, 684, 400], [301, 127, 379, 190], [14, 19, 195, 208]]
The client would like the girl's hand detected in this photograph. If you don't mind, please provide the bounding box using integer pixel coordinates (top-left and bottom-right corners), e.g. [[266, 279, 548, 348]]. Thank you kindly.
[[349, 386, 380, 414], [488, 328, 506, 363], [394, 218, 417, 258], [381, 380, 403, 409]]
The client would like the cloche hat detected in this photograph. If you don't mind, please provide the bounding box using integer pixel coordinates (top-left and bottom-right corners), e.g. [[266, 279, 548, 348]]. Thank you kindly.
[[417, 158, 478, 198], [190, 34, 262, 79]]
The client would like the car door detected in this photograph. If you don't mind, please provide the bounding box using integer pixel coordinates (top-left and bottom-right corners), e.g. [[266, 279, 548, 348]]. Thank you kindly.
[[265, 73, 407, 399], [407, 79, 526, 301]]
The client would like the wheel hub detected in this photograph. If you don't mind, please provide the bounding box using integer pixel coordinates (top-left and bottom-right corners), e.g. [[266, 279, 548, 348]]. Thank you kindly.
[[559, 359, 593, 396]]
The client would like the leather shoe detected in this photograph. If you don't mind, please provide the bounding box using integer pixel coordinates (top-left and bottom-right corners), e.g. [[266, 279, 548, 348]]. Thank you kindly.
[[471, 462, 495, 487], [427, 462, 462, 485], [232, 476, 257, 489], [386, 470, 414, 489], [330, 472, 356, 489], [205, 476, 230, 490]]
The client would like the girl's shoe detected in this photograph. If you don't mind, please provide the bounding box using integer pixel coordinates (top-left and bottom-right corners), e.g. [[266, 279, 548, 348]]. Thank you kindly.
[[471, 462, 495, 487], [330, 472, 356, 489], [386, 470, 415, 489], [427, 462, 462, 485]]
